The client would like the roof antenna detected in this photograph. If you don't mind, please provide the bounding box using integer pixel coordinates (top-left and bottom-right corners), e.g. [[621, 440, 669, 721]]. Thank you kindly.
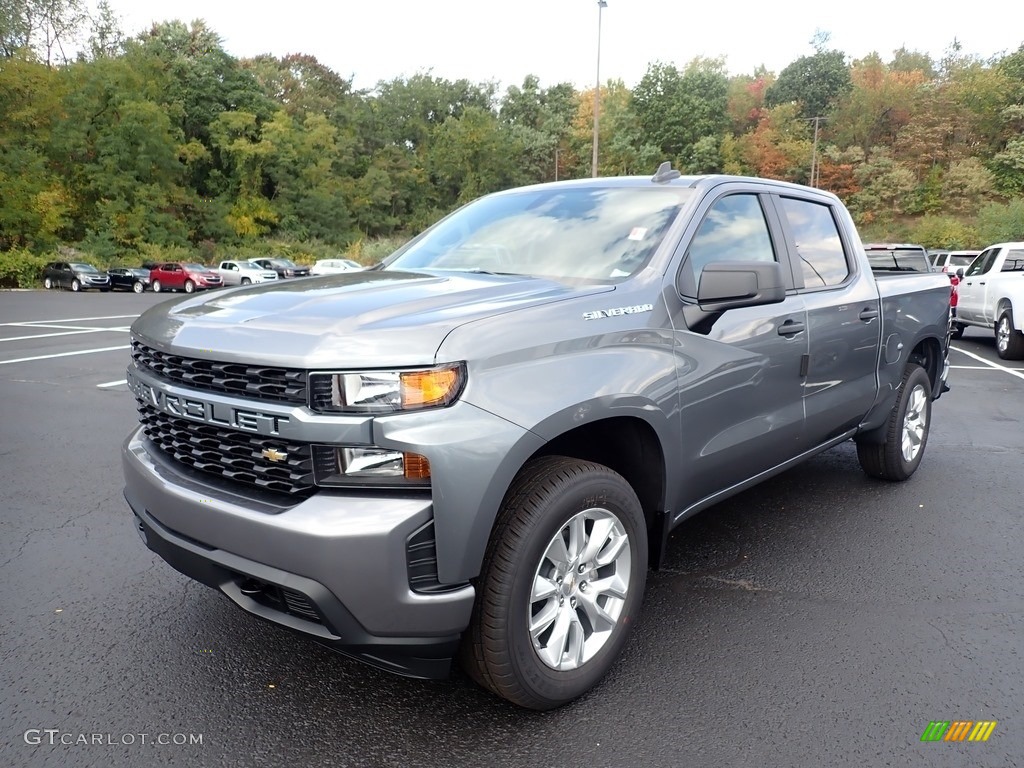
[[652, 161, 681, 183]]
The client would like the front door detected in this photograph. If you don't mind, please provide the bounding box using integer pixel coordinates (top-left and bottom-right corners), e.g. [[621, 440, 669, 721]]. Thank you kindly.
[[957, 248, 999, 324], [666, 189, 808, 507]]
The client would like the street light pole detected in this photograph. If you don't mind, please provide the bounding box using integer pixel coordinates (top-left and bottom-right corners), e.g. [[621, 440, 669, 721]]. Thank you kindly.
[[592, 0, 606, 178]]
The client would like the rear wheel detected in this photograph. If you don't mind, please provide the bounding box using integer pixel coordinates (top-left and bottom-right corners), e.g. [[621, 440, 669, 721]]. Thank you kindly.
[[43, 277, 53, 289], [132, 281, 144, 293], [184, 280, 195, 294], [152, 280, 162, 293], [857, 363, 931, 481], [949, 322, 965, 340], [460, 456, 647, 710], [995, 310, 1024, 360]]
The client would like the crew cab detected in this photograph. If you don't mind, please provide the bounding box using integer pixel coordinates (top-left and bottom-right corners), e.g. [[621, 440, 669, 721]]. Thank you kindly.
[[149, 262, 223, 293], [214, 260, 279, 286], [121, 169, 951, 711], [951, 242, 1024, 357]]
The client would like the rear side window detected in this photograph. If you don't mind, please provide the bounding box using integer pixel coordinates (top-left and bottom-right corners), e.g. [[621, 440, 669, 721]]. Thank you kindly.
[[1000, 250, 1024, 272], [777, 197, 850, 288]]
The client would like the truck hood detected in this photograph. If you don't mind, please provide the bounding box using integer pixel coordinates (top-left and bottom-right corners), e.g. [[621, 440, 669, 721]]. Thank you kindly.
[[131, 269, 613, 367]]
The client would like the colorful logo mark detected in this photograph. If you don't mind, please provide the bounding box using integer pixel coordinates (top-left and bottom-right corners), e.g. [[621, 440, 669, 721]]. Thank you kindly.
[[921, 721, 997, 742]]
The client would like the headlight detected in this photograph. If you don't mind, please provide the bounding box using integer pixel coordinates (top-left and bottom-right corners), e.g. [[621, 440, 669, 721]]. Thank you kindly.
[[312, 445, 431, 486], [309, 364, 465, 414]]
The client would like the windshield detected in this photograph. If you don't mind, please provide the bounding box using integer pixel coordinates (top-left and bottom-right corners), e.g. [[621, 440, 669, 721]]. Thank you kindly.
[[384, 186, 694, 282], [71, 263, 98, 272], [184, 263, 208, 271], [271, 258, 297, 267], [948, 254, 978, 268]]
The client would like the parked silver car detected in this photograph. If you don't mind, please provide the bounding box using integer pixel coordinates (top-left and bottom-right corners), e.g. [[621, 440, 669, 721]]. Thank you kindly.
[[213, 260, 279, 286]]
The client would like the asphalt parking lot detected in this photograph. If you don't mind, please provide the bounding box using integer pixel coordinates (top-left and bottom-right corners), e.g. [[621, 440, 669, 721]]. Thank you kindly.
[[1, 289, 1022, 767]]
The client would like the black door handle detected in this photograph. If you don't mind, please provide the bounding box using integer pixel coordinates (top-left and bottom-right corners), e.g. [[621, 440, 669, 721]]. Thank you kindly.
[[979, 281, 986, 285], [859, 308, 879, 321], [778, 320, 805, 336]]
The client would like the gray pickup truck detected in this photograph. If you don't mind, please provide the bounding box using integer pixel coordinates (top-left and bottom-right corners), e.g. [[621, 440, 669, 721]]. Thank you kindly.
[[122, 169, 951, 710]]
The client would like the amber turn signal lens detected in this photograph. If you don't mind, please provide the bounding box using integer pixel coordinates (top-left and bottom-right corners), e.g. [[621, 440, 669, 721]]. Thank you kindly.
[[400, 367, 461, 408], [403, 452, 431, 480]]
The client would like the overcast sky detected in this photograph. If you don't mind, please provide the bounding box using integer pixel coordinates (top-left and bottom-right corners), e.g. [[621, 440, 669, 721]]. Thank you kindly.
[[104, 0, 1023, 93]]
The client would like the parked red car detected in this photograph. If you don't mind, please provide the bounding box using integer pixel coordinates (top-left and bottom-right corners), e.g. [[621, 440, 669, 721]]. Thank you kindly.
[[149, 262, 223, 293]]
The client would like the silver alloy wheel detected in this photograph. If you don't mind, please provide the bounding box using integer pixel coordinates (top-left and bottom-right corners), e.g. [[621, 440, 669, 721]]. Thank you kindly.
[[901, 383, 928, 462], [997, 315, 1010, 354], [132, 281, 143, 293], [528, 506, 631, 671]]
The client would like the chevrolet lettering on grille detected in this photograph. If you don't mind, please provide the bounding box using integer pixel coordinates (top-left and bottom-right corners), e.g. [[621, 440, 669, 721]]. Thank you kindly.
[[127, 369, 290, 436]]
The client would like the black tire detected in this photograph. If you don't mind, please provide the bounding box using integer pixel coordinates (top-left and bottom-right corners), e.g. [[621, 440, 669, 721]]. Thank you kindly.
[[184, 280, 195, 294], [132, 281, 144, 293], [241, 277, 251, 285], [857, 364, 931, 481], [100, 287, 110, 293], [43, 277, 53, 289], [460, 456, 647, 710], [949, 322, 965, 340], [70, 279, 80, 292], [152, 280, 162, 293], [995, 310, 1024, 360]]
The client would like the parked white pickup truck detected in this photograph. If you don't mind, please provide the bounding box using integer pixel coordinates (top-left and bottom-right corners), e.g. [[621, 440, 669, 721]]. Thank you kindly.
[[951, 242, 1024, 358], [214, 260, 279, 286]]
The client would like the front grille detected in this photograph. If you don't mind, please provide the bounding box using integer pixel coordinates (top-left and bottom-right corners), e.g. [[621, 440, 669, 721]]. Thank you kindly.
[[139, 405, 315, 496], [132, 341, 307, 404]]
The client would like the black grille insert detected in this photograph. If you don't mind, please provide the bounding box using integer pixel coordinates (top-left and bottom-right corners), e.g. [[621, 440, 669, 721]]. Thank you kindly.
[[138, 405, 315, 496], [132, 341, 308, 404]]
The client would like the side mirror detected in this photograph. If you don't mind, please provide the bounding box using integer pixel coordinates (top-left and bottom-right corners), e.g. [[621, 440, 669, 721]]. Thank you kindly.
[[956, 267, 965, 279], [693, 261, 787, 312]]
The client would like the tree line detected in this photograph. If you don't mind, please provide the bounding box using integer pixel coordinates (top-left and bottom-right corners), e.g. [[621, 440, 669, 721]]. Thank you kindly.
[[2, 4, 1024, 270]]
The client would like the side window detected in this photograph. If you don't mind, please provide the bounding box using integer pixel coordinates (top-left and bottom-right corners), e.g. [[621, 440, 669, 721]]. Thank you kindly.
[[1000, 249, 1024, 272], [777, 197, 850, 288], [683, 194, 776, 292], [965, 249, 996, 277]]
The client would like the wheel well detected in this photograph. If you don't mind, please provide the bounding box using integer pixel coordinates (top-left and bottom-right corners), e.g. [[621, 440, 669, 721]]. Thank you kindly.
[[530, 417, 666, 564], [908, 337, 942, 393], [996, 298, 1012, 319]]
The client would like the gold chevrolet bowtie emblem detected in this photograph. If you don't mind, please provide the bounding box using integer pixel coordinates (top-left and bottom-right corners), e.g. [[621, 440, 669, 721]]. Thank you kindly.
[[261, 447, 288, 462]]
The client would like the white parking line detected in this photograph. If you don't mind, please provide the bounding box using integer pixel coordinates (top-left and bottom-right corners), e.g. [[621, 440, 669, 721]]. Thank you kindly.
[[0, 345, 131, 366], [0, 328, 130, 342], [949, 346, 1024, 382], [97, 379, 127, 388], [0, 314, 138, 326]]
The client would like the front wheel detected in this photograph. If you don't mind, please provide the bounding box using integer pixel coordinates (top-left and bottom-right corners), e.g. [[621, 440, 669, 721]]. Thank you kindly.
[[132, 281, 144, 293], [995, 310, 1024, 360], [460, 456, 647, 710], [183, 280, 195, 294], [857, 363, 931, 481], [240, 277, 251, 285], [70, 279, 80, 292], [152, 280, 162, 293]]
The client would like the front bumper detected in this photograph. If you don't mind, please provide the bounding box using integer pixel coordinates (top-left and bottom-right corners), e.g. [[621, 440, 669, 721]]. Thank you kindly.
[[122, 428, 475, 679]]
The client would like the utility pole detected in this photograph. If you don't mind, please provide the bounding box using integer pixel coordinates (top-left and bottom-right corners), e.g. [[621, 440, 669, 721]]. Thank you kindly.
[[592, 0, 607, 178], [810, 116, 822, 187]]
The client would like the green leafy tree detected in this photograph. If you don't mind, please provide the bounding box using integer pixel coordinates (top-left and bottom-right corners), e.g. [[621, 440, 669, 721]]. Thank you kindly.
[[633, 57, 729, 164], [765, 48, 852, 120]]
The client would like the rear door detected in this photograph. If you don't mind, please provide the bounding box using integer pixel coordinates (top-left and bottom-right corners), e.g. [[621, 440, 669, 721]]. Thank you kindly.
[[771, 193, 882, 442], [666, 186, 809, 503]]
